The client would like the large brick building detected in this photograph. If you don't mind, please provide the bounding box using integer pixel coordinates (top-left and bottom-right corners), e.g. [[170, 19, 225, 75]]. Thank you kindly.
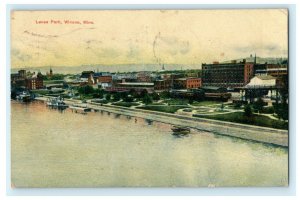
[[174, 77, 202, 89], [11, 70, 44, 90], [202, 59, 254, 88], [98, 75, 112, 83], [154, 79, 172, 91]]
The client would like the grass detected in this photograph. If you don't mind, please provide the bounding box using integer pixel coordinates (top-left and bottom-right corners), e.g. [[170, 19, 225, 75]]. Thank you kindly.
[[137, 105, 189, 113], [148, 102, 165, 105], [43, 80, 64, 84], [112, 102, 140, 107], [163, 99, 189, 105], [91, 99, 109, 104], [31, 89, 49, 95], [192, 101, 223, 106], [193, 112, 288, 130]]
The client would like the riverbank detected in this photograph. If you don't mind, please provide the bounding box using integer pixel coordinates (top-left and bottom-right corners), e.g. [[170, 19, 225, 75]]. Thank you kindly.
[[35, 97, 288, 147]]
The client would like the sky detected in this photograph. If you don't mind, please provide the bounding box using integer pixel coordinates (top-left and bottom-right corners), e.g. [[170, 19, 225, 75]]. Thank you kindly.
[[11, 9, 288, 69]]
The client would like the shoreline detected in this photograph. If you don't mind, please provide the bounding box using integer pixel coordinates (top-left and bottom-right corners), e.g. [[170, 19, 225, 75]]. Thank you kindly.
[[35, 97, 288, 147]]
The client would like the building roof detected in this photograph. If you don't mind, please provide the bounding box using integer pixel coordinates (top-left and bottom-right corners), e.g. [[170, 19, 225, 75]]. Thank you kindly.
[[256, 75, 276, 80], [201, 86, 223, 90]]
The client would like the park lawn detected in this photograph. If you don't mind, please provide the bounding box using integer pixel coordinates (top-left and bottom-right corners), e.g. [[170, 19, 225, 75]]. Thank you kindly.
[[91, 99, 109, 104], [137, 105, 189, 113], [112, 102, 140, 107], [148, 102, 165, 105], [31, 89, 50, 95], [192, 101, 223, 107], [43, 80, 65, 84], [163, 99, 189, 105], [193, 112, 288, 130]]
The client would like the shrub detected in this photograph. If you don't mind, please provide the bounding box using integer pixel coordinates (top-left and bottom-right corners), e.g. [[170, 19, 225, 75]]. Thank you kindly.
[[105, 94, 111, 101], [244, 104, 252, 117], [252, 98, 265, 112], [261, 106, 275, 114], [142, 94, 153, 105], [151, 92, 160, 101]]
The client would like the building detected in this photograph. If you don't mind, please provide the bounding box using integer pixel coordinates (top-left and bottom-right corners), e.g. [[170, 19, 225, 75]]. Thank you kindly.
[[255, 63, 287, 77], [202, 59, 254, 88], [25, 72, 44, 90], [80, 71, 95, 84], [137, 71, 152, 82], [154, 79, 172, 91], [201, 86, 231, 101], [246, 75, 277, 88], [46, 68, 53, 78], [98, 75, 112, 83], [11, 70, 26, 88], [108, 82, 154, 93], [241, 75, 280, 103], [11, 70, 44, 90], [174, 77, 202, 89]]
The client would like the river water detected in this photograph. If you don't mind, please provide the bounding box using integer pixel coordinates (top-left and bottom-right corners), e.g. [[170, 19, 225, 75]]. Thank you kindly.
[[11, 101, 288, 187]]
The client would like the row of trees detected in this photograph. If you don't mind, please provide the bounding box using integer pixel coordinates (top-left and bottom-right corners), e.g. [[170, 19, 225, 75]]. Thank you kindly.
[[242, 98, 288, 120], [77, 86, 159, 105]]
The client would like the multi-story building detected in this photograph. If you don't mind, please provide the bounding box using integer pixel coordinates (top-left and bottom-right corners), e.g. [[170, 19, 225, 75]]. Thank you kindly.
[[25, 72, 44, 90], [154, 79, 172, 91], [98, 75, 112, 83], [11, 70, 44, 90], [202, 59, 254, 88], [174, 77, 202, 89], [137, 71, 152, 82], [108, 82, 155, 93]]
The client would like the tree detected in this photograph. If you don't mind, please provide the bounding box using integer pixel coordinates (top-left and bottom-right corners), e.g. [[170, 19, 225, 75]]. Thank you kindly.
[[106, 94, 111, 101], [140, 89, 148, 98], [124, 95, 134, 102], [151, 92, 160, 101], [220, 103, 224, 111], [193, 89, 205, 101], [188, 98, 194, 104], [253, 98, 265, 113], [113, 93, 121, 101], [129, 89, 138, 98], [160, 91, 171, 99], [142, 94, 153, 105], [93, 89, 104, 98], [244, 104, 252, 117], [78, 85, 94, 95], [274, 103, 288, 120]]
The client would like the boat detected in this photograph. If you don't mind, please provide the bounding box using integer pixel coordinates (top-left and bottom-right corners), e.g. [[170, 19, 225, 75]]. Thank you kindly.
[[46, 96, 68, 109], [171, 126, 191, 134], [16, 91, 32, 102]]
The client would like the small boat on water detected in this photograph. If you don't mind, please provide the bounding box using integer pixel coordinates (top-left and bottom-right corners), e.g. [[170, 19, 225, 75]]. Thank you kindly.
[[46, 96, 68, 109], [16, 91, 32, 102], [171, 126, 191, 134]]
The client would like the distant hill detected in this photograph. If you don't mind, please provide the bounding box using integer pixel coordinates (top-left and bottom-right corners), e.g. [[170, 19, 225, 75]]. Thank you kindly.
[[222, 56, 288, 64], [11, 64, 202, 74]]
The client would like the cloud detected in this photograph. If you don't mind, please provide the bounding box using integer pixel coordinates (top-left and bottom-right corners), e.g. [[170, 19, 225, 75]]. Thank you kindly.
[[156, 36, 191, 56], [233, 43, 287, 57], [11, 48, 32, 62]]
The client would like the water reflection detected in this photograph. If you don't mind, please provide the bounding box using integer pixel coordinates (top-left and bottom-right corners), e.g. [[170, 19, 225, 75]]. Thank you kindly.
[[11, 101, 288, 187], [114, 113, 121, 118], [145, 119, 153, 125], [171, 132, 190, 138]]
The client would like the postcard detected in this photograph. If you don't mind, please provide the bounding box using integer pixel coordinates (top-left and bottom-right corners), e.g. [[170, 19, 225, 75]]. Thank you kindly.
[[10, 9, 288, 187]]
